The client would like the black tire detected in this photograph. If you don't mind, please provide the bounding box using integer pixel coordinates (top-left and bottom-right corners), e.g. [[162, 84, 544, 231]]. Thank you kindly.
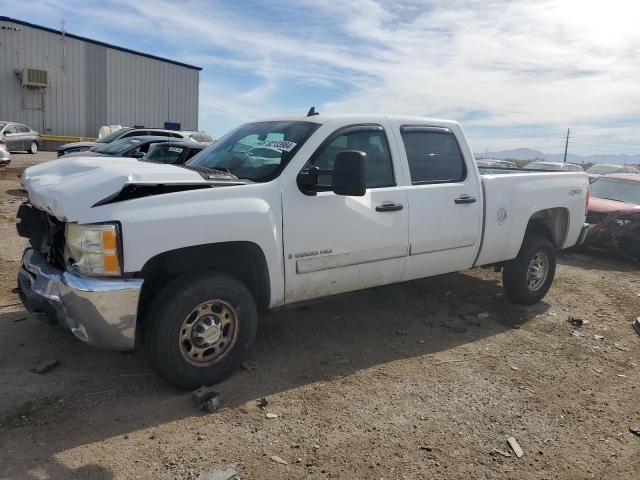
[[28, 141, 38, 154], [145, 271, 258, 389], [503, 235, 556, 305]]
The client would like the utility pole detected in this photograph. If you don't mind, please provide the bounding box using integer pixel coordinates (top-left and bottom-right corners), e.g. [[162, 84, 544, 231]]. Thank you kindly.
[[563, 128, 570, 163]]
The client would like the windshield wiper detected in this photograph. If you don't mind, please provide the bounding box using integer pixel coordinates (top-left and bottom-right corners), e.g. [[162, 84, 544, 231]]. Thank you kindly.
[[179, 164, 250, 183], [180, 164, 240, 179]]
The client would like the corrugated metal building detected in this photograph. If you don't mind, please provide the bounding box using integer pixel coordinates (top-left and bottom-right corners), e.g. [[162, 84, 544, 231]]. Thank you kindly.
[[0, 16, 201, 139]]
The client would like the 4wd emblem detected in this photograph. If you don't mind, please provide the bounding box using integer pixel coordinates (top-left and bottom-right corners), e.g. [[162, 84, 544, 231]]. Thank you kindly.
[[497, 206, 508, 225]]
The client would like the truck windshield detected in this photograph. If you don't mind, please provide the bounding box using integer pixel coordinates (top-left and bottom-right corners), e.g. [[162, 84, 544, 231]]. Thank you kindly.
[[187, 121, 320, 182], [590, 177, 640, 205]]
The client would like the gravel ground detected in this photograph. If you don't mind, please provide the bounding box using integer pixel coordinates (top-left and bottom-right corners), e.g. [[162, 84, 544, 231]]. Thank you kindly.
[[0, 157, 638, 480]]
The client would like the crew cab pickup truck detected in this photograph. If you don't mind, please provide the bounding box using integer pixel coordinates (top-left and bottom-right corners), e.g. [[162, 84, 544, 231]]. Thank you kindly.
[[16, 114, 590, 388]]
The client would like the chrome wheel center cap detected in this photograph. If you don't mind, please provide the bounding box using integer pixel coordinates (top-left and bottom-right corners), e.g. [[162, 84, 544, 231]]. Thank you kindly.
[[194, 316, 221, 345]]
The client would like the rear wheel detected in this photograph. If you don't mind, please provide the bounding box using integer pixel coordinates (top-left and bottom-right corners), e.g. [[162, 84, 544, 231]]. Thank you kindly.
[[146, 271, 258, 389], [28, 141, 38, 154], [503, 235, 556, 305]]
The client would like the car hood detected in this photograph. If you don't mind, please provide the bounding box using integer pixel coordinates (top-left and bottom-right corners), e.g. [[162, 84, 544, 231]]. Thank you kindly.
[[59, 141, 100, 151], [588, 196, 640, 214], [21, 156, 206, 221]]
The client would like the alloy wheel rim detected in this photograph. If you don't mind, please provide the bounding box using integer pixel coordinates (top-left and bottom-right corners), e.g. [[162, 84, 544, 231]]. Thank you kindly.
[[527, 252, 549, 291], [179, 299, 239, 366]]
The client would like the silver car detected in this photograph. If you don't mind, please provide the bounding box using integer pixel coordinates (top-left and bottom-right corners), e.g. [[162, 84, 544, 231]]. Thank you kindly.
[[0, 122, 41, 154], [0, 139, 10, 167]]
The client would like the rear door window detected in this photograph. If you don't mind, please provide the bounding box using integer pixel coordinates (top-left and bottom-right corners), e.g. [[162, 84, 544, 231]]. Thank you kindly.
[[400, 127, 466, 184]]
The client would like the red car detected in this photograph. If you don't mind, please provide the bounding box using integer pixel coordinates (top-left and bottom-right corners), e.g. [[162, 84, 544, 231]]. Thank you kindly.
[[584, 174, 640, 258]]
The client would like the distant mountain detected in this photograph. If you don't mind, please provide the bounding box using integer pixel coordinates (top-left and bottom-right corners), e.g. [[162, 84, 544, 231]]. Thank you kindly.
[[475, 148, 640, 165]]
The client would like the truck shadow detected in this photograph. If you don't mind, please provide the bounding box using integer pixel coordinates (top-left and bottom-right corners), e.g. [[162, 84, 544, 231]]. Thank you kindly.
[[0, 270, 547, 478]]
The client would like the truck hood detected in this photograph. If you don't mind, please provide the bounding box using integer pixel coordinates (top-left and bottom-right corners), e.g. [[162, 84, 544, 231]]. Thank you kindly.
[[21, 156, 206, 221], [588, 196, 640, 214]]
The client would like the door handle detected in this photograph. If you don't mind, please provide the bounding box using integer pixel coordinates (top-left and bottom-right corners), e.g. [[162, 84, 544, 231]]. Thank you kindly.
[[454, 195, 476, 205], [376, 203, 404, 212]]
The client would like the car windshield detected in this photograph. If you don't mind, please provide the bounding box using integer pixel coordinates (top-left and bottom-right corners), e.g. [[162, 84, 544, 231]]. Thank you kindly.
[[94, 137, 144, 154], [187, 121, 320, 181], [96, 128, 131, 144], [527, 162, 562, 171], [590, 177, 640, 205], [586, 164, 622, 175], [144, 143, 189, 164]]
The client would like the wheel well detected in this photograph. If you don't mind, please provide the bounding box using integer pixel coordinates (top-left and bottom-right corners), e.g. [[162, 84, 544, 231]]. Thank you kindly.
[[136, 242, 270, 329], [525, 208, 569, 248]]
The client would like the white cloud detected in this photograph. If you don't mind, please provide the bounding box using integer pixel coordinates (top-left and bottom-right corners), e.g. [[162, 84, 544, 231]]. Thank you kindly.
[[6, 0, 640, 153]]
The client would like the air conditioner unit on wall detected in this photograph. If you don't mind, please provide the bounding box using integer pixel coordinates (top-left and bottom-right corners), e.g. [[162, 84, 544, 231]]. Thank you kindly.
[[21, 68, 48, 88]]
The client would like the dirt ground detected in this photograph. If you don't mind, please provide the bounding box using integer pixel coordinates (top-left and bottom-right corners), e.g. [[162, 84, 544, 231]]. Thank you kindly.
[[0, 153, 638, 480]]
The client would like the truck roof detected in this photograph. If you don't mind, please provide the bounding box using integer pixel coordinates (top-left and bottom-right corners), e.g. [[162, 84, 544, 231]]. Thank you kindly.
[[253, 113, 461, 128]]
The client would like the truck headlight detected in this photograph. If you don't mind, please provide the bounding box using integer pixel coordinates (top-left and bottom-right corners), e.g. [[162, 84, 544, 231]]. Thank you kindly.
[[65, 223, 121, 276]]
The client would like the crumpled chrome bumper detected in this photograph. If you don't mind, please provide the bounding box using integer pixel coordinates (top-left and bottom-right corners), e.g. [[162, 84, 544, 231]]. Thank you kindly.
[[575, 223, 591, 247], [17, 248, 143, 351]]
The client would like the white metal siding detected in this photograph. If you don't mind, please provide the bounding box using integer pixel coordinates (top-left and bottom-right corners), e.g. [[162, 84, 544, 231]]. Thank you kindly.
[[0, 19, 199, 138]]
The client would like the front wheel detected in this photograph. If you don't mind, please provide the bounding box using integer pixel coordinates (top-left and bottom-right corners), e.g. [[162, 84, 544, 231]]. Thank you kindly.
[[146, 272, 258, 389], [503, 235, 556, 305], [28, 141, 38, 154]]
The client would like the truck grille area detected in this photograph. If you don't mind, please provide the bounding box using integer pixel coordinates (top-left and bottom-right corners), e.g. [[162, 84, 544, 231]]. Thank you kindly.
[[16, 203, 66, 270]]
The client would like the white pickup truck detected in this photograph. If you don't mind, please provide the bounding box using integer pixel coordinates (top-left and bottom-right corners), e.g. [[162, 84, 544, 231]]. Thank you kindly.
[[17, 114, 590, 388]]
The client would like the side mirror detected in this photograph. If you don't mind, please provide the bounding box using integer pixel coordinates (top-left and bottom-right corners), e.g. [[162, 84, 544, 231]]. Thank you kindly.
[[332, 150, 366, 196], [131, 151, 145, 159]]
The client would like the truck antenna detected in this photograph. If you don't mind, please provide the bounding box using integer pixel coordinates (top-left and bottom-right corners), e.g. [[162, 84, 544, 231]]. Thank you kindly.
[[306, 106, 319, 117]]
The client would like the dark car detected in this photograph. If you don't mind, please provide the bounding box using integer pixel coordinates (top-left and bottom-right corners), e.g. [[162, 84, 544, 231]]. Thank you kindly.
[[57, 127, 193, 157], [0, 121, 41, 154], [64, 136, 177, 159], [141, 140, 206, 164]]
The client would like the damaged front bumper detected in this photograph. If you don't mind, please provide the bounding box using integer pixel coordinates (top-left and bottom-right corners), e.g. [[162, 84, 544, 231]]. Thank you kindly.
[[583, 211, 640, 259], [17, 247, 143, 350]]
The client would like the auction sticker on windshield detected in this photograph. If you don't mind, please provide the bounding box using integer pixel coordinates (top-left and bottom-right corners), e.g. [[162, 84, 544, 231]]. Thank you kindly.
[[262, 140, 297, 152]]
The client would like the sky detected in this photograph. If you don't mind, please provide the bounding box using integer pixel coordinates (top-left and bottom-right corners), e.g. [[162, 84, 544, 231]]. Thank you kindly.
[[4, 0, 640, 155]]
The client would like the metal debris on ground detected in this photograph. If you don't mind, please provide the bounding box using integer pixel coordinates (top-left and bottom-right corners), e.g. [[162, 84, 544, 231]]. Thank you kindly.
[[633, 318, 640, 336], [193, 385, 219, 404], [201, 397, 221, 412], [30, 358, 59, 374], [594, 334, 605, 340], [568, 316, 589, 327], [270, 455, 288, 465], [193, 385, 220, 412], [257, 397, 269, 409], [630, 427, 640, 437], [265, 412, 278, 419], [507, 437, 524, 458], [196, 468, 239, 480], [571, 330, 586, 338], [613, 343, 628, 352], [491, 448, 512, 458], [241, 359, 257, 371]]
